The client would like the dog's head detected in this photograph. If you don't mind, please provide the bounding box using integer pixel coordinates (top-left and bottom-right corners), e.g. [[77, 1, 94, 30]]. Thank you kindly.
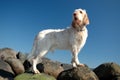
[[72, 8, 90, 31]]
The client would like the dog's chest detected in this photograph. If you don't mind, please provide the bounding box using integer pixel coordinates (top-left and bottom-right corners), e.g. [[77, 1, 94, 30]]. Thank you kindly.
[[74, 33, 82, 44], [73, 30, 88, 47]]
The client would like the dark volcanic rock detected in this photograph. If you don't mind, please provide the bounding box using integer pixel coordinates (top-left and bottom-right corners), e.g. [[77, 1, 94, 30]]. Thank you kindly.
[[0, 60, 14, 80], [5, 58, 25, 75], [57, 66, 99, 80], [0, 48, 17, 60], [93, 62, 120, 80]]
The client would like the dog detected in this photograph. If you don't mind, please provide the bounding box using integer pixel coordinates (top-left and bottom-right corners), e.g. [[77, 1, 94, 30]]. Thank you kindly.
[[27, 8, 90, 74]]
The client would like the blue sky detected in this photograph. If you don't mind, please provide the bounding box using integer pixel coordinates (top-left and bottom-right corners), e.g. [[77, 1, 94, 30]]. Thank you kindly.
[[0, 0, 120, 68]]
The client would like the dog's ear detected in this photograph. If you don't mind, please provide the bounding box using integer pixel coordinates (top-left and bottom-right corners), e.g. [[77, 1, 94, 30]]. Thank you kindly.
[[83, 13, 89, 26]]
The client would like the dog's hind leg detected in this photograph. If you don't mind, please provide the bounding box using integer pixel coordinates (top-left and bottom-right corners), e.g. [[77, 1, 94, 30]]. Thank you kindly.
[[32, 50, 48, 74], [27, 36, 38, 62]]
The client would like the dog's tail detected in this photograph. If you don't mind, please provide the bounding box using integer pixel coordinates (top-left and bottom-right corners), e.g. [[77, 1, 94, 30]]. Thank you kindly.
[[27, 36, 38, 61]]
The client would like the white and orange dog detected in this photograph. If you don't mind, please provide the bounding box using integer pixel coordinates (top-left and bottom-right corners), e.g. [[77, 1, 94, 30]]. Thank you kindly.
[[27, 8, 90, 73]]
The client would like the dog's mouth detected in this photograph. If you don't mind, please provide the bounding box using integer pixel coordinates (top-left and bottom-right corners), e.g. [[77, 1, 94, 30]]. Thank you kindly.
[[74, 17, 78, 21], [74, 17, 81, 25]]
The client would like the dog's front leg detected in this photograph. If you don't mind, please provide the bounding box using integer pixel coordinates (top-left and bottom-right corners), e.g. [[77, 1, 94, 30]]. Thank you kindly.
[[71, 46, 79, 67], [71, 47, 84, 67]]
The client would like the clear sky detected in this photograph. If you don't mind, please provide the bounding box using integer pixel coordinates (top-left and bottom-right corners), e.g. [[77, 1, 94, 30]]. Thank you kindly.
[[0, 0, 120, 68]]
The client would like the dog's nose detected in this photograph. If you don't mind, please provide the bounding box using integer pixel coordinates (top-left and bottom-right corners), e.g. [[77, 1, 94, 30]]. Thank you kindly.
[[73, 13, 76, 16]]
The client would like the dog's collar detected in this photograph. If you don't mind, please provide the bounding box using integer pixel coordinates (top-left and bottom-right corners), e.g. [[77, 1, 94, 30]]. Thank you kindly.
[[72, 25, 85, 32], [76, 28, 85, 32]]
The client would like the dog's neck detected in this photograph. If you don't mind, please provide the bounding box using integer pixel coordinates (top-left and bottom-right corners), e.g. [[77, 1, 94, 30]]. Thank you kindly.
[[71, 26, 86, 33], [71, 21, 86, 32], [71, 24, 86, 32]]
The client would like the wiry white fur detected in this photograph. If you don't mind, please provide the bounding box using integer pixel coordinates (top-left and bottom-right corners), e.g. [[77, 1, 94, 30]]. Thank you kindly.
[[27, 8, 89, 74]]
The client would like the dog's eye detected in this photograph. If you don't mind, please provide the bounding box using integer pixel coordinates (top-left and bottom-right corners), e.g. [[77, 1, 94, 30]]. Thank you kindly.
[[80, 11, 82, 14]]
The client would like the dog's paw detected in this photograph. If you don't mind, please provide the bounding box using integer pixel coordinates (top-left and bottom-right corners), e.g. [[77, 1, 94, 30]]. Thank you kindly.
[[33, 69, 40, 74], [35, 70, 40, 74], [77, 63, 85, 67], [72, 62, 77, 68]]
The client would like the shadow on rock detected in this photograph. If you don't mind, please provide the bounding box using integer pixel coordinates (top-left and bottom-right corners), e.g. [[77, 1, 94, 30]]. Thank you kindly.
[[0, 69, 14, 80], [0, 60, 14, 79]]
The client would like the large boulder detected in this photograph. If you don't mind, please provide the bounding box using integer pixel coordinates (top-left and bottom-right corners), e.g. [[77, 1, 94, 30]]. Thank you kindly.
[[93, 62, 120, 80], [0, 48, 17, 60], [0, 60, 14, 80], [14, 73, 56, 80], [57, 65, 99, 80], [5, 58, 25, 75], [37, 58, 64, 78]]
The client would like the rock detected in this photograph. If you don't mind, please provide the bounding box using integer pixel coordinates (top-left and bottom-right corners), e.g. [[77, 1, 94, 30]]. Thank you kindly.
[[60, 63, 73, 70], [24, 57, 98, 79], [14, 73, 56, 80], [57, 66, 99, 80], [93, 62, 120, 80], [37, 58, 64, 78], [16, 52, 27, 63], [24, 57, 64, 78], [23, 60, 32, 71], [0, 76, 4, 80], [5, 58, 25, 75], [113, 77, 120, 80], [0, 60, 14, 80], [0, 48, 17, 60], [0, 76, 9, 80]]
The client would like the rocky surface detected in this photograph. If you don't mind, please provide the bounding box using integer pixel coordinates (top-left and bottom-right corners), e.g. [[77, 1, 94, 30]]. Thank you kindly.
[[0, 48, 25, 80], [16, 51, 28, 64], [57, 65, 99, 80], [0, 48, 17, 60], [93, 62, 120, 80], [37, 58, 64, 78], [24, 57, 73, 78], [0, 48, 120, 80], [5, 58, 25, 75], [0, 60, 14, 80]]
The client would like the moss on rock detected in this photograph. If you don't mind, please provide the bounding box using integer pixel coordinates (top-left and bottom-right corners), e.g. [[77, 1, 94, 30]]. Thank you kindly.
[[14, 73, 56, 80]]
